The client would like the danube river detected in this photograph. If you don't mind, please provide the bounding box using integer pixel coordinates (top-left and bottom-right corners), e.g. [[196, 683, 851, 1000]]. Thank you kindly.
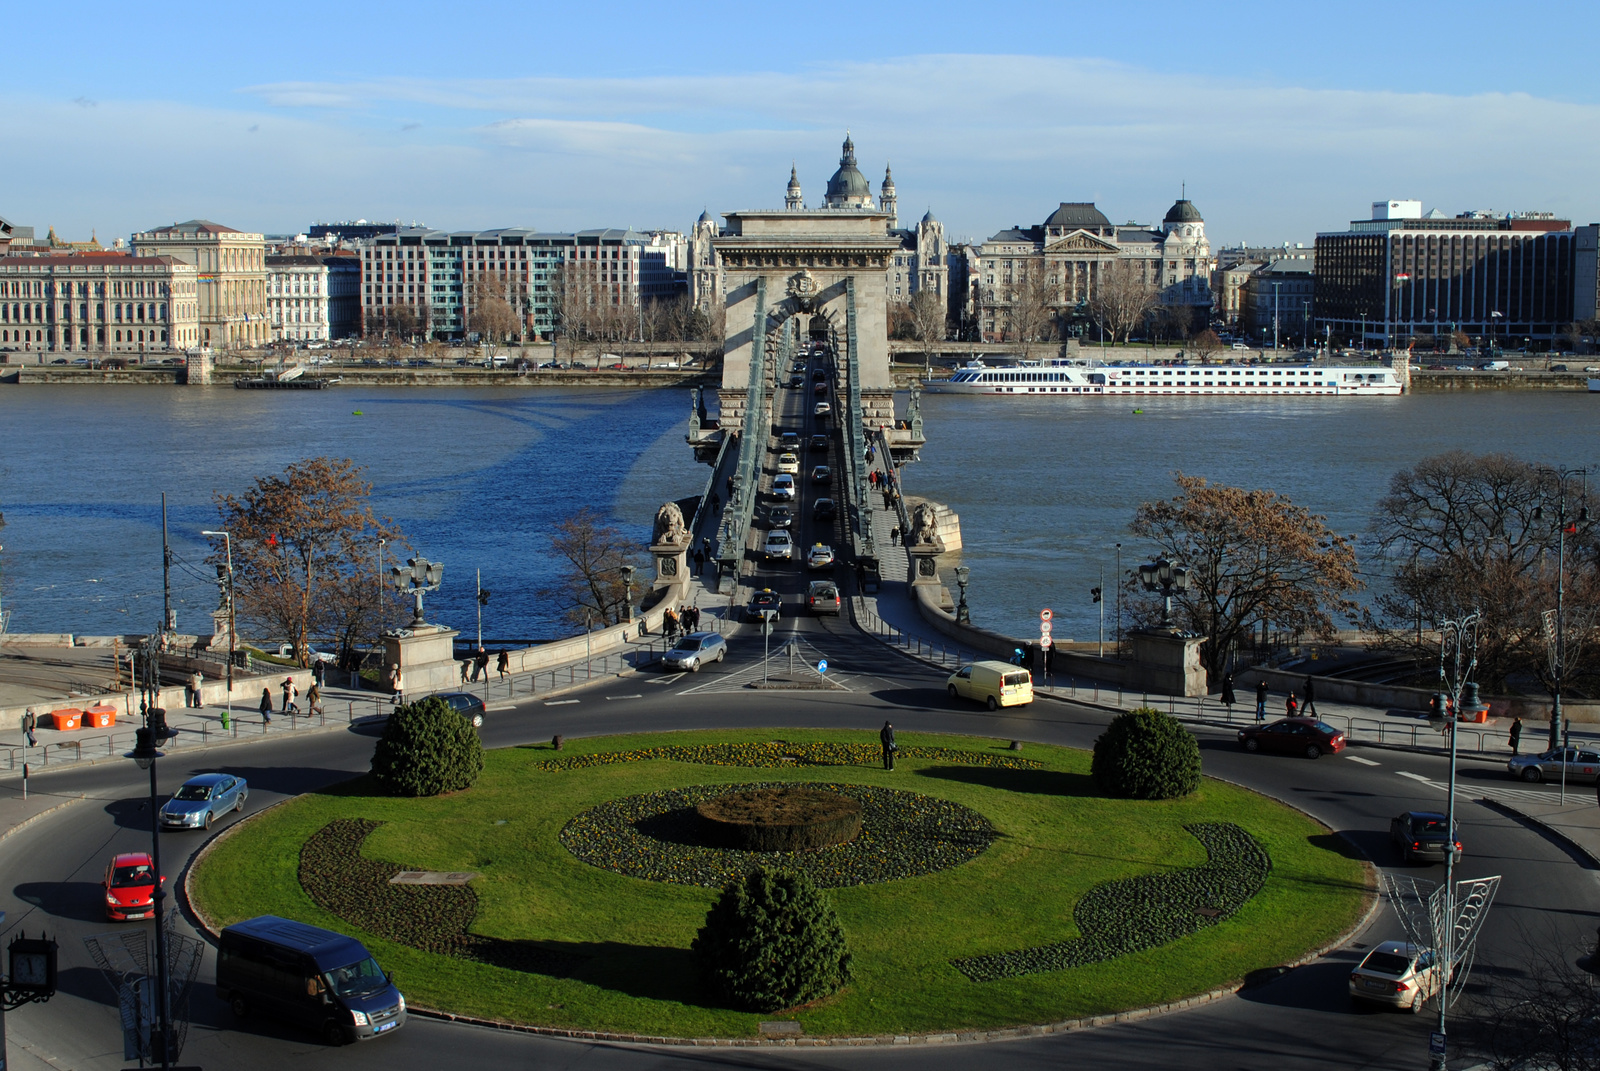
[[0, 385, 1593, 643]]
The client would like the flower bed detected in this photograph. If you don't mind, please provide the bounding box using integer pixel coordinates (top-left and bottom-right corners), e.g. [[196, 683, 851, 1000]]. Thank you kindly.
[[696, 787, 863, 851], [951, 823, 1271, 981], [536, 740, 1042, 772], [561, 781, 995, 888]]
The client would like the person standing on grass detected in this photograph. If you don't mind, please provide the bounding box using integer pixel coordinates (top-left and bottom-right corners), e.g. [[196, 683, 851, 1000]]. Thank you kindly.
[[1255, 679, 1268, 722], [259, 687, 273, 724], [879, 720, 897, 771], [1509, 716, 1523, 756]]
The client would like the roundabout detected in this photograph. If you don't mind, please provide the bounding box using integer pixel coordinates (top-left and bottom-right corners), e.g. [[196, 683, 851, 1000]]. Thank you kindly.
[[187, 728, 1368, 1040]]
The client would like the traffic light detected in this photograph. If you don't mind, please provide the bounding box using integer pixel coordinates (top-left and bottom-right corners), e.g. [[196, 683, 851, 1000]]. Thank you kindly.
[[1090, 586, 1102, 604]]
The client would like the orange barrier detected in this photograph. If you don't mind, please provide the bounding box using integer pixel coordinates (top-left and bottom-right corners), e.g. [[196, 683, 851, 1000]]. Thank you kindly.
[[85, 705, 117, 728], [48, 708, 83, 731]]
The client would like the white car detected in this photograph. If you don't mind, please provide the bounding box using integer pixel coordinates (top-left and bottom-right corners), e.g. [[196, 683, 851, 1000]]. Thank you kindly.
[[814, 401, 832, 417], [1348, 940, 1443, 1012], [1231, 342, 1251, 351], [777, 452, 800, 474], [764, 530, 794, 559], [771, 474, 796, 500], [807, 543, 834, 570]]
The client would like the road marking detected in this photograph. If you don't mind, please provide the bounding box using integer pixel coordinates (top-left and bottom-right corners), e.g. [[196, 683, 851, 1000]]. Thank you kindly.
[[1397, 771, 1436, 784], [544, 699, 579, 706], [606, 694, 643, 701], [1344, 755, 1380, 766], [645, 676, 674, 685]]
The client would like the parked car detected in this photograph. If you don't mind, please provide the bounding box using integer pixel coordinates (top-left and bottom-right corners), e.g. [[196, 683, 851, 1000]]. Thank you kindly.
[[1389, 811, 1461, 865], [1231, 342, 1251, 351], [768, 506, 793, 529], [1551, 364, 1569, 371], [1507, 746, 1600, 783], [434, 691, 487, 728], [103, 852, 162, 921], [746, 588, 781, 622], [1236, 717, 1345, 759], [777, 452, 800, 474], [807, 543, 835, 569], [764, 530, 794, 559], [807, 580, 840, 614], [1348, 940, 1441, 1012], [661, 631, 727, 672], [813, 497, 836, 522], [160, 772, 249, 831], [771, 473, 796, 500]]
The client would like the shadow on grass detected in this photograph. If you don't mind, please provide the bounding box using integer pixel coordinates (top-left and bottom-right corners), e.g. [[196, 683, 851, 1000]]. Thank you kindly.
[[912, 764, 1100, 797], [556, 942, 721, 1007]]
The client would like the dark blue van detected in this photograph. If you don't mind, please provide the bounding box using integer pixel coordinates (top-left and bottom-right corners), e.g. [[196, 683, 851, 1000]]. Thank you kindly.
[[217, 916, 405, 1044]]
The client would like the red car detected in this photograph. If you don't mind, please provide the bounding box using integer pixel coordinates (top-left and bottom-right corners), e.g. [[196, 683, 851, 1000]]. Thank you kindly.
[[1237, 717, 1346, 759], [103, 852, 162, 921]]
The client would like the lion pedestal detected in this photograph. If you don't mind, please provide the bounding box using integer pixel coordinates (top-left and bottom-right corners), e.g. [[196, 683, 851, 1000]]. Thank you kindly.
[[652, 502, 692, 601]]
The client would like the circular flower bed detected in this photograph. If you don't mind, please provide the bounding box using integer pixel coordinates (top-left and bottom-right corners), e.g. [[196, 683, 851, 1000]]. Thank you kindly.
[[562, 781, 996, 888], [696, 787, 863, 852]]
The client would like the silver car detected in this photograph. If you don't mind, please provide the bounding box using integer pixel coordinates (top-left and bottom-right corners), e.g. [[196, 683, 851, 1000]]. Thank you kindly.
[[1348, 940, 1442, 1012], [160, 773, 248, 831], [661, 632, 727, 672], [1507, 746, 1600, 783]]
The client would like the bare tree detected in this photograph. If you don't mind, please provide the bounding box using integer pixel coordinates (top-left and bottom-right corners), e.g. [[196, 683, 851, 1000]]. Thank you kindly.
[[909, 288, 947, 353], [1007, 264, 1058, 343], [543, 508, 644, 627], [1190, 328, 1223, 363], [1456, 919, 1600, 1071], [1091, 260, 1157, 344]]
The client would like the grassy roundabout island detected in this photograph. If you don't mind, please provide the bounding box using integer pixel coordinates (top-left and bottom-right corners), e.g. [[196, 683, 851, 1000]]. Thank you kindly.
[[190, 728, 1371, 1039]]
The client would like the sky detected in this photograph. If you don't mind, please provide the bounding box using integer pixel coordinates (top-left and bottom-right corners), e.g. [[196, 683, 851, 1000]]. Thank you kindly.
[[6, 0, 1600, 247]]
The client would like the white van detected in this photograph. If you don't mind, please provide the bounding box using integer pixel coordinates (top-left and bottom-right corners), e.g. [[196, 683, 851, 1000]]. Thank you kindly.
[[1480, 360, 1509, 371], [947, 660, 1034, 710]]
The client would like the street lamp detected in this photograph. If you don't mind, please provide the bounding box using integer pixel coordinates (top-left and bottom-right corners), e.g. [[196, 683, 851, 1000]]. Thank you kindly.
[[1137, 556, 1190, 630], [200, 530, 234, 729], [953, 565, 971, 624], [128, 722, 175, 1068], [1271, 280, 1280, 352], [1391, 271, 1411, 348], [1532, 467, 1590, 751], [620, 565, 636, 622], [389, 556, 444, 628]]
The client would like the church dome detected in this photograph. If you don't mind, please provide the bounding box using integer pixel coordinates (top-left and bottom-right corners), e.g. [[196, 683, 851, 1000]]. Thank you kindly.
[[697, 209, 715, 224], [1044, 202, 1112, 229], [825, 134, 872, 205], [1163, 199, 1204, 224], [921, 209, 938, 224]]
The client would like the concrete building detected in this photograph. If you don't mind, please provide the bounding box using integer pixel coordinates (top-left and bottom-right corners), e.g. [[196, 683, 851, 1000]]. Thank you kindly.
[[323, 252, 362, 339], [1241, 260, 1316, 348], [265, 254, 331, 342], [0, 252, 199, 356], [1315, 201, 1575, 347], [132, 220, 268, 349], [1575, 224, 1599, 324]]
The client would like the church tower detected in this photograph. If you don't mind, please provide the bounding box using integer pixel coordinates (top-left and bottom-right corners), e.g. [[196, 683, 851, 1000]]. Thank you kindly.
[[785, 165, 803, 211], [880, 165, 898, 229]]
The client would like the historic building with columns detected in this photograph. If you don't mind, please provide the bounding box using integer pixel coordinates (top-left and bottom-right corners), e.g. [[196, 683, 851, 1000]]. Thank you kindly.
[[132, 220, 268, 349], [0, 253, 199, 355], [265, 254, 332, 342]]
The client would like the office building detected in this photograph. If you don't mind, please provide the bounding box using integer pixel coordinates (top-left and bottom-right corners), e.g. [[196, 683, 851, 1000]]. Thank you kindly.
[[265, 255, 331, 342]]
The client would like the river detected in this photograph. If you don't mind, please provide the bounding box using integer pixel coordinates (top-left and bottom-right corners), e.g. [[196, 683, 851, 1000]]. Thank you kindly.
[[0, 385, 1592, 644]]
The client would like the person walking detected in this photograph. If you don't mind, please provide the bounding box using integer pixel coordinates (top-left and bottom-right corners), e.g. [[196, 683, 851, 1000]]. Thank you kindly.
[[306, 682, 324, 718], [1221, 673, 1237, 716], [693, 547, 706, 575], [186, 671, 201, 708], [474, 647, 489, 683], [21, 708, 36, 748], [281, 677, 299, 715], [1255, 679, 1268, 722], [1285, 692, 1299, 718], [1302, 675, 1318, 718], [259, 687, 273, 724], [1509, 716, 1523, 756], [313, 659, 327, 688], [497, 649, 509, 681], [461, 658, 471, 684], [388, 664, 404, 706], [890, 526, 900, 546], [879, 720, 897, 771]]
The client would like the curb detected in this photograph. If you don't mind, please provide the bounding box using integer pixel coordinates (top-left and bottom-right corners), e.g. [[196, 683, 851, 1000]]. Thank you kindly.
[[182, 796, 297, 940], [0, 795, 86, 844], [1476, 796, 1600, 870]]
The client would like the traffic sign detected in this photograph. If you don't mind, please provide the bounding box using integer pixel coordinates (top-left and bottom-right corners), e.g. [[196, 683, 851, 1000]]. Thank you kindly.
[[817, 659, 828, 675], [1040, 608, 1053, 621], [1040, 637, 1053, 649]]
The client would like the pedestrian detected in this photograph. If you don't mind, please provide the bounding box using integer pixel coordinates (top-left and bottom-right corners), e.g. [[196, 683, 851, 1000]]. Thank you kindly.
[[664, 607, 679, 639], [461, 658, 471, 684], [388, 664, 404, 706], [1303, 675, 1318, 718], [22, 708, 36, 748], [709, 493, 720, 514], [890, 526, 900, 546], [306, 682, 324, 718], [692, 605, 703, 631], [185, 670, 200, 708], [1509, 716, 1523, 756], [1285, 692, 1299, 718], [497, 649, 509, 681], [1255, 679, 1268, 722], [259, 687, 273, 724], [474, 647, 489, 682], [694, 548, 706, 575], [1221, 672, 1236, 715], [879, 720, 897, 771], [313, 659, 327, 688]]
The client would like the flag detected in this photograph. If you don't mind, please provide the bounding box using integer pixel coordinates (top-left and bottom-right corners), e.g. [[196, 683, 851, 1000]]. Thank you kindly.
[[267, 533, 279, 547]]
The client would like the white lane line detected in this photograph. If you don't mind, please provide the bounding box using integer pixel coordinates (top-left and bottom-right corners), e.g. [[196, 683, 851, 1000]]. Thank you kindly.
[[1345, 755, 1380, 766], [606, 694, 643, 701], [645, 676, 674, 685], [1397, 771, 1435, 783], [544, 699, 579, 706]]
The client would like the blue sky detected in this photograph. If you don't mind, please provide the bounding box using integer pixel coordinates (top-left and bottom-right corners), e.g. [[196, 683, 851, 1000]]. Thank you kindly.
[[7, 0, 1600, 245]]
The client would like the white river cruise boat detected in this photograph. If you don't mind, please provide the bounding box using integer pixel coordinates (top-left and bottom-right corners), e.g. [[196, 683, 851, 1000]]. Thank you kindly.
[[927, 359, 1404, 396]]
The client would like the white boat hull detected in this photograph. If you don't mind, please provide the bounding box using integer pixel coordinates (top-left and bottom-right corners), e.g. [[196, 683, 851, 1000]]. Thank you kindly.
[[926, 361, 1404, 397]]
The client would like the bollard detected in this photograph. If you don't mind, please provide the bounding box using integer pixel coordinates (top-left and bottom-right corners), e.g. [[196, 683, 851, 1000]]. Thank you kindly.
[[348, 702, 354, 724], [22, 762, 28, 800]]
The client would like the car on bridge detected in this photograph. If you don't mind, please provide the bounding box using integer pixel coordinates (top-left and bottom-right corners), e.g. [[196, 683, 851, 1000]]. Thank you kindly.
[[745, 588, 781, 622], [790, 374, 804, 387], [807, 543, 835, 569], [661, 631, 728, 672], [768, 506, 793, 529], [1236, 717, 1345, 759], [777, 452, 800, 474], [771, 474, 796, 500], [103, 851, 161, 921], [807, 580, 840, 614], [814, 497, 836, 521], [814, 401, 832, 417], [1348, 940, 1443, 1012], [764, 530, 794, 559], [1388, 810, 1461, 865], [780, 431, 802, 450], [1507, 745, 1600, 783], [161, 772, 249, 831], [812, 464, 831, 484], [810, 433, 828, 452]]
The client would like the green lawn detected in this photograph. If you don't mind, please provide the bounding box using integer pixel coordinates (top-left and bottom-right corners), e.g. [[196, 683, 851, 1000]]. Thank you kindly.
[[191, 728, 1370, 1038]]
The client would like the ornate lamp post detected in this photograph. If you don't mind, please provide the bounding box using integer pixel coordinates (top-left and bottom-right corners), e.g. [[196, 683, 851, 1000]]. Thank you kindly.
[[1137, 556, 1190, 629], [1532, 467, 1590, 751], [200, 530, 234, 728], [953, 565, 971, 624], [389, 556, 444, 628], [620, 565, 635, 622], [128, 721, 174, 1068]]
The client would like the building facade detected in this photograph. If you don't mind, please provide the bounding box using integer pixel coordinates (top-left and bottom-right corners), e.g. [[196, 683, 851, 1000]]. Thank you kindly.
[[0, 253, 199, 355], [1314, 201, 1575, 347], [323, 252, 361, 339], [1241, 260, 1316, 348], [265, 255, 331, 342], [132, 220, 268, 349]]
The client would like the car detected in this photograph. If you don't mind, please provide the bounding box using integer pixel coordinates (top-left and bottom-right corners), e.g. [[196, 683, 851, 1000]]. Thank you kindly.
[[746, 588, 781, 622], [768, 506, 793, 529], [1425, 363, 1446, 370], [813, 381, 828, 396], [435, 691, 487, 728], [1585, 366, 1600, 373], [1389, 810, 1461, 865], [779, 431, 801, 450], [812, 369, 827, 381], [103, 851, 162, 921], [814, 401, 832, 417], [813, 497, 836, 522], [1552, 364, 1569, 372], [771, 473, 796, 499], [1506, 745, 1600, 783], [809, 433, 828, 452], [661, 631, 727, 672], [807, 580, 841, 614], [807, 543, 835, 569], [1454, 364, 1474, 371], [1348, 940, 1443, 1012], [160, 772, 248, 831], [764, 530, 794, 559], [1236, 717, 1345, 759], [947, 661, 1034, 710], [777, 452, 800, 474], [50, 358, 68, 364], [1231, 342, 1251, 351], [790, 374, 804, 387], [71, 357, 89, 365]]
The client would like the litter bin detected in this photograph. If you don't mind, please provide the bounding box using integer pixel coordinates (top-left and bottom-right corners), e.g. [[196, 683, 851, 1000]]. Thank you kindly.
[[48, 708, 83, 731], [85, 705, 117, 728]]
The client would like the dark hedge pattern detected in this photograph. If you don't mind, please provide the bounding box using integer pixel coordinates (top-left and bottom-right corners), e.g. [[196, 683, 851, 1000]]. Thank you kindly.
[[692, 867, 853, 1012], [299, 818, 583, 976], [952, 823, 1270, 982], [561, 782, 996, 888], [1090, 708, 1202, 800], [536, 741, 1042, 772], [371, 696, 485, 797]]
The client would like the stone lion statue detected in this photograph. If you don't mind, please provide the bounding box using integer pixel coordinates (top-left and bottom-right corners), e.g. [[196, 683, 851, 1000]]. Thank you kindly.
[[653, 501, 690, 546], [910, 502, 940, 547]]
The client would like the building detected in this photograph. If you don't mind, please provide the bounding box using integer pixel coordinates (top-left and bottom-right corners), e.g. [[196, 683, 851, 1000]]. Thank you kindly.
[[967, 198, 1214, 341], [0, 252, 199, 356], [265, 255, 331, 342], [308, 220, 400, 243], [1241, 260, 1316, 348], [132, 220, 268, 349], [1574, 225, 1600, 325], [688, 210, 723, 314], [322, 252, 361, 339], [359, 227, 683, 341], [1314, 201, 1575, 347], [0, 215, 12, 255]]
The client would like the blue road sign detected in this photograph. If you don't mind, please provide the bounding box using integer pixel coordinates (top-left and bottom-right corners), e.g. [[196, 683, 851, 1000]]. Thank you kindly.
[[817, 659, 828, 674]]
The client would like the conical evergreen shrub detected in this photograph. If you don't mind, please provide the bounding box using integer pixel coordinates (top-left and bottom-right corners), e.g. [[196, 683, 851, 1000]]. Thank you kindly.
[[1090, 707, 1202, 799], [691, 867, 852, 1011], [370, 696, 484, 797]]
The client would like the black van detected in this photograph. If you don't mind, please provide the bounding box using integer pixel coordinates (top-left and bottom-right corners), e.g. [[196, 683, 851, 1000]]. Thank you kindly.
[[217, 915, 405, 1044]]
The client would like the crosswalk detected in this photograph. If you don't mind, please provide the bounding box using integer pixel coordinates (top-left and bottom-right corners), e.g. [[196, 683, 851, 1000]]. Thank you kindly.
[[677, 634, 853, 695]]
